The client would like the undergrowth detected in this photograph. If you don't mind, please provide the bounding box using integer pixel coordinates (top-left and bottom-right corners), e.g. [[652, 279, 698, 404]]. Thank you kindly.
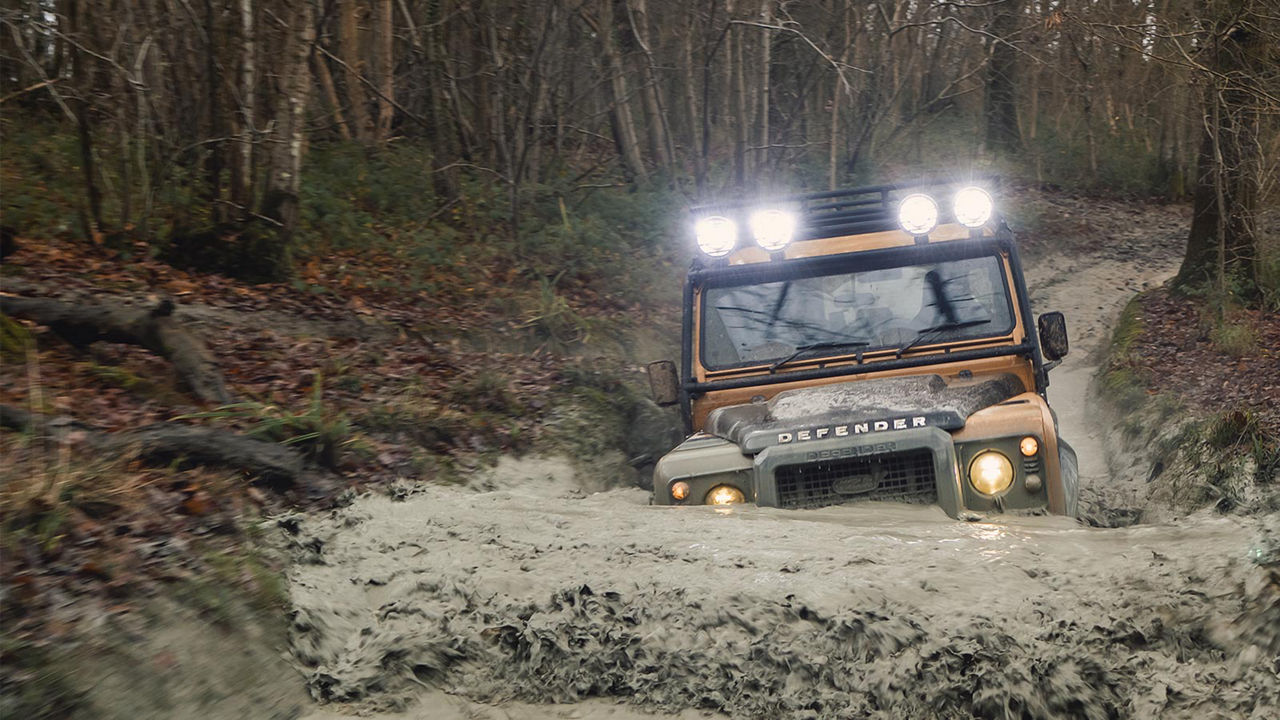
[[1147, 409, 1280, 515], [176, 373, 356, 468], [0, 632, 84, 720], [1098, 293, 1150, 414], [0, 435, 149, 551]]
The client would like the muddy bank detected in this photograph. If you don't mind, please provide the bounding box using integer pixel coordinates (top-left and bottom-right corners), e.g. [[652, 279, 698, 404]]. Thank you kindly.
[[288, 462, 1277, 719]]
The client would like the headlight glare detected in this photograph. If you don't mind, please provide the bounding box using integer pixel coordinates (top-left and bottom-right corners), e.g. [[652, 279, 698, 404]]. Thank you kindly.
[[706, 485, 745, 505], [897, 194, 939, 236], [695, 216, 737, 257], [1019, 436, 1039, 457], [749, 209, 797, 251], [954, 186, 993, 228], [968, 451, 1014, 496]]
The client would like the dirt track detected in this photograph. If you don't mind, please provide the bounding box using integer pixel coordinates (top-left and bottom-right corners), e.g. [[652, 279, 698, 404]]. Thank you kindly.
[[291, 206, 1279, 720]]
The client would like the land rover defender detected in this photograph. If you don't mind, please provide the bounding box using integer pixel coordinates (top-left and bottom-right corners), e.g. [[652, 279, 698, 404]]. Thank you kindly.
[[646, 180, 1078, 518]]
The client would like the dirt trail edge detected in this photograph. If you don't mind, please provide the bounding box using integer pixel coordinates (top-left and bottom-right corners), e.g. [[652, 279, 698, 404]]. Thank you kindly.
[[292, 213, 1279, 720]]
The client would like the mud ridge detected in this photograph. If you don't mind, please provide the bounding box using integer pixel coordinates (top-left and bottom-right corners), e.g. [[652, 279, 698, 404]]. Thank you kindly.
[[287, 482, 1278, 719]]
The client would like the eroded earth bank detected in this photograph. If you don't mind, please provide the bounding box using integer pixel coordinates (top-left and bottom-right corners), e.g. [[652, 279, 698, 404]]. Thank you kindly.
[[292, 203, 1279, 720]]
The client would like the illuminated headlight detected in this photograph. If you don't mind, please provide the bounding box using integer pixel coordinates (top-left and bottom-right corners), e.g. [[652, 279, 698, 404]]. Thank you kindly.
[[968, 451, 1014, 496], [897, 194, 939, 236], [953, 186, 993, 228], [671, 481, 691, 501], [695, 216, 737, 257], [1019, 436, 1039, 457], [748, 209, 796, 251], [706, 485, 745, 505]]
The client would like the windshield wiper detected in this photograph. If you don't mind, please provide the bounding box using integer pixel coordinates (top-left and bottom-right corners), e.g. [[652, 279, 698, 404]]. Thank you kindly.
[[895, 319, 992, 357], [769, 339, 869, 373]]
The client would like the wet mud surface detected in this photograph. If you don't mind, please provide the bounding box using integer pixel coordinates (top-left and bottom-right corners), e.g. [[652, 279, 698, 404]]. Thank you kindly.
[[291, 203, 1279, 719], [290, 478, 1277, 719]]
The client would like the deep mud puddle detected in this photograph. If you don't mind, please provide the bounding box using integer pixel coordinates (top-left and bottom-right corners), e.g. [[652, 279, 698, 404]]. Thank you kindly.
[[290, 467, 1277, 720]]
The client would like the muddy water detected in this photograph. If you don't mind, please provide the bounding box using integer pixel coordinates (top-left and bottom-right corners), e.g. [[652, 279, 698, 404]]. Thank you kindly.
[[293, 216, 1279, 719]]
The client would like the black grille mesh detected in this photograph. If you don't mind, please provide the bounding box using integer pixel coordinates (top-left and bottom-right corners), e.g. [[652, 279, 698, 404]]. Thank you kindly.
[[775, 448, 937, 509]]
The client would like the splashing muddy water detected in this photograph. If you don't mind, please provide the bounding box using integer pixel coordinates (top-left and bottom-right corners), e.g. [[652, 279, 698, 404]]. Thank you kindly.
[[293, 211, 1278, 719]]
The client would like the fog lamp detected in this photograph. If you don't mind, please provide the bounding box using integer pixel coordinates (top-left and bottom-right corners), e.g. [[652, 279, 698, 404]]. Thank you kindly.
[[897, 194, 939, 236], [953, 186, 993, 228], [695, 216, 737, 257], [1019, 436, 1039, 457], [671, 481, 691, 501], [968, 451, 1014, 496], [749, 209, 797, 251], [706, 485, 745, 505]]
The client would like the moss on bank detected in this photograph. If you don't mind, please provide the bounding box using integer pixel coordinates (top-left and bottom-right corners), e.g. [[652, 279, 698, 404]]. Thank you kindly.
[[1096, 292, 1280, 521]]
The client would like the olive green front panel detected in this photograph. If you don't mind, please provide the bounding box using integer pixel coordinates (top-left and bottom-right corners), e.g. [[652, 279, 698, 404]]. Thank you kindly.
[[652, 434, 754, 506], [753, 428, 963, 517]]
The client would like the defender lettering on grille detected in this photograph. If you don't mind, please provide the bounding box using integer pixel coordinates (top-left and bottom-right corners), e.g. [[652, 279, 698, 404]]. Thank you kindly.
[[776, 415, 927, 444], [806, 442, 896, 461]]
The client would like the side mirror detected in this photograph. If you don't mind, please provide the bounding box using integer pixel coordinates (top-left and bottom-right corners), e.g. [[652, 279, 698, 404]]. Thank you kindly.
[[1038, 312, 1069, 361], [646, 360, 680, 407]]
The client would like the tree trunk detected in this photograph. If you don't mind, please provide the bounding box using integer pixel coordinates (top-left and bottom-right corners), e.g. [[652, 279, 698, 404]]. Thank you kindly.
[[0, 296, 230, 404], [1174, 2, 1267, 296], [593, 0, 647, 180], [260, 0, 315, 279], [337, 0, 371, 140], [984, 0, 1022, 155], [627, 0, 673, 171], [202, 0, 226, 222], [313, 53, 353, 140], [68, 0, 103, 236], [234, 0, 256, 208], [680, 11, 703, 185], [755, 0, 772, 174], [374, 0, 394, 141]]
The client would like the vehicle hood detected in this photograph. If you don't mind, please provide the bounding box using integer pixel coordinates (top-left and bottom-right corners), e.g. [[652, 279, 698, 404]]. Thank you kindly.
[[706, 373, 1025, 453]]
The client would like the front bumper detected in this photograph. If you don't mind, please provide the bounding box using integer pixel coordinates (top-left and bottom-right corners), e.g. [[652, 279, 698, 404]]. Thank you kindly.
[[653, 428, 1058, 518]]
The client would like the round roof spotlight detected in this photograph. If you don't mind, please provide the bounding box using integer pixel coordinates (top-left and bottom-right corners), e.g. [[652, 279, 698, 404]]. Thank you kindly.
[[748, 209, 797, 252], [954, 186, 994, 228], [897, 194, 939, 236], [695, 216, 738, 257]]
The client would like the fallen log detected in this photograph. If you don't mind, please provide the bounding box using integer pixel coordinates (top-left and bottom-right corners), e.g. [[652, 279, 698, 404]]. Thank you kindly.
[[124, 424, 303, 484], [0, 295, 230, 404], [0, 404, 301, 485]]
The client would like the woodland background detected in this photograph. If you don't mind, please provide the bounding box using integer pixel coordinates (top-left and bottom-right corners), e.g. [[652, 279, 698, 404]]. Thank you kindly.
[[1, 0, 1277, 301]]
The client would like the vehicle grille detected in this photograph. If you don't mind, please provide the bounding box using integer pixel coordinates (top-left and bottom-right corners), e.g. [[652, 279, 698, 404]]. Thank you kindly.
[[775, 449, 937, 509]]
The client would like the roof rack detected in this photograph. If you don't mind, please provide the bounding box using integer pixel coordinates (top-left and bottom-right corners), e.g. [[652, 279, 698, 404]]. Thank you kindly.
[[690, 176, 999, 242]]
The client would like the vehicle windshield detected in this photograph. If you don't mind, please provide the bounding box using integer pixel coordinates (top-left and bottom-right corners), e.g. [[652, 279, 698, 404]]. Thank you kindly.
[[700, 254, 1015, 370]]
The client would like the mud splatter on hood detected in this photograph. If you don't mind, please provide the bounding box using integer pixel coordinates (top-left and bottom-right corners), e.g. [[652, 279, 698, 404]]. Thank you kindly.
[[706, 373, 1026, 452]]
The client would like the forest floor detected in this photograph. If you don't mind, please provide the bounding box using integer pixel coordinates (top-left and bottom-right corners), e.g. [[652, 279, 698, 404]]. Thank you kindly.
[[1, 187, 1278, 719]]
